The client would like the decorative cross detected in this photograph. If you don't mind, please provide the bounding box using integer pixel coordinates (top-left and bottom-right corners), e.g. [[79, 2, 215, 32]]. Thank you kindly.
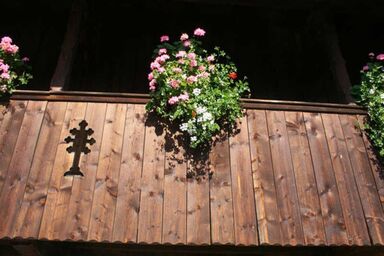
[[64, 120, 95, 176]]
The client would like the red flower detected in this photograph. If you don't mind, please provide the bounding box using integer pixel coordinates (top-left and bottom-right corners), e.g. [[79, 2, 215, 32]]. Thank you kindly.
[[228, 72, 237, 80]]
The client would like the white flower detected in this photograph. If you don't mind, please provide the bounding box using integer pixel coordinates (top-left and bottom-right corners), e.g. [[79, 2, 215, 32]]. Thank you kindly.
[[191, 136, 197, 142], [369, 88, 375, 94], [193, 88, 201, 96], [196, 106, 207, 115], [202, 112, 212, 121], [381, 93, 384, 100], [0, 85, 7, 93], [180, 123, 188, 131]]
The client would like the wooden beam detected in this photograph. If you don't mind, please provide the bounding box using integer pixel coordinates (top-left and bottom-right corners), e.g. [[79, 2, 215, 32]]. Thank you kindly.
[[50, 0, 85, 91], [12, 243, 41, 256], [308, 7, 354, 103]]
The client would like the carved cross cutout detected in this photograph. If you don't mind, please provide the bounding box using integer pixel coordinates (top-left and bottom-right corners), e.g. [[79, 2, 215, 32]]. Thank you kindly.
[[64, 120, 95, 176]]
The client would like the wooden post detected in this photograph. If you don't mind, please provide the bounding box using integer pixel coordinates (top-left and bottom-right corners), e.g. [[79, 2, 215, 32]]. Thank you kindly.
[[308, 7, 354, 104], [50, 0, 85, 91]]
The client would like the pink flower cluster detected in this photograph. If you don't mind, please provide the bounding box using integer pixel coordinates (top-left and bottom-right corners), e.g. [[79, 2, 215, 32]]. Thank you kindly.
[[168, 92, 189, 105], [377, 54, 384, 61], [0, 36, 19, 54], [0, 59, 10, 80]]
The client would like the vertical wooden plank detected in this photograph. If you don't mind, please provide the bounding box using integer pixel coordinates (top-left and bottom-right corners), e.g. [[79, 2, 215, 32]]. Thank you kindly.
[[340, 114, 384, 245], [303, 112, 348, 245], [357, 115, 384, 209], [12, 102, 68, 238], [0, 101, 47, 238], [186, 164, 210, 245], [247, 109, 282, 245], [322, 113, 371, 245], [112, 104, 146, 243], [285, 111, 326, 245], [228, 116, 258, 245], [87, 103, 126, 242], [137, 119, 166, 244], [162, 134, 187, 244], [0, 101, 27, 193], [62, 103, 107, 240], [209, 139, 235, 245], [266, 110, 304, 245], [38, 102, 87, 240]]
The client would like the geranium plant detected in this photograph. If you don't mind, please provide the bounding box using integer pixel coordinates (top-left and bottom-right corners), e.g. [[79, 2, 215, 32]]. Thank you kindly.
[[0, 36, 32, 97], [352, 52, 384, 159], [146, 28, 250, 148]]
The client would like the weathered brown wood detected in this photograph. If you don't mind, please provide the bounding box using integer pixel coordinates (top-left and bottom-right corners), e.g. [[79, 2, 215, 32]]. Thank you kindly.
[[112, 104, 146, 243], [50, 0, 85, 91], [339, 114, 384, 245], [356, 115, 384, 208], [0, 101, 27, 193], [87, 104, 126, 241], [186, 165, 211, 245], [38, 102, 87, 240], [137, 120, 166, 244], [247, 109, 282, 245], [209, 139, 235, 245], [322, 113, 371, 245], [229, 116, 258, 245], [162, 134, 187, 244], [0, 101, 47, 238], [303, 112, 348, 245], [62, 103, 107, 241], [12, 102, 67, 238], [285, 111, 326, 245], [266, 110, 304, 245]]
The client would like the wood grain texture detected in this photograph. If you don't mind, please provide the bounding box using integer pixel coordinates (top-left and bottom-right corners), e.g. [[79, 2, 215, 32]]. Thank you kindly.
[[322, 113, 370, 245], [112, 104, 146, 243], [229, 116, 258, 245], [137, 119, 166, 244], [209, 139, 235, 245], [266, 110, 304, 245], [162, 134, 187, 245], [247, 109, 281, 245], [13, 102, 68, 238], [303, 112, 348, 245], [62, 103, 107, 240], [340, 114, 384, 245], [285, 111, 326, 245], [38, 102, 87, 240], [0, 100, 47, 238], [0, 101, 27, 193], [87, 103, 127, 242], [356, 115, 384, 210]]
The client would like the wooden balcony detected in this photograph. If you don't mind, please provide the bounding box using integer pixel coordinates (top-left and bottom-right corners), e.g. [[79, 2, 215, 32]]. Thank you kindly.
[[0, 90, 383, 255]]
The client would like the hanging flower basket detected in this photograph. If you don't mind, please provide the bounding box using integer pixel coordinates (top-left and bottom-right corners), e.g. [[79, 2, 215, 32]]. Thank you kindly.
[[0, 36, 32, 97], [146, 28, 250, 148]]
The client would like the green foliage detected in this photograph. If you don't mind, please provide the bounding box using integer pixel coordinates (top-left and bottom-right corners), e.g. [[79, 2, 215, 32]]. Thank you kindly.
[[146, 29, 250, 148], [352, 53, 384, 158]]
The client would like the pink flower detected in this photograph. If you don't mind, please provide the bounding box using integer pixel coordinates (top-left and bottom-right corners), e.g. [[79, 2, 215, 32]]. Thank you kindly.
[[1, 36, 12, 44], [158, 67, 165, 73], [194, 28, 206, 37], [176, 51, 186, 58], [160, 54, 170, 62], [180, 33, 189, 41], [178, 92, 189, 101], [187, 75, 197, 84], [0, 64, 9, 72], [148, 72, 154, 81], [169, 79, 180, 88], [1, 73, 10, 80], [178, 59, 185, 64], [362, 65, 369, 71], [22, 57, 29, 62], [201, 72, 210, 78], [198, 65, 206, 71], [183, 40, 191, 47], [207, 55, 215, 62], [168, 96, 179, 105], [187, 52, 196, 59], [158, 48, 167, 55], [7, 45, 18, 54], [190, 60, 197, 67], [160, 35, 169, 42], [172, 67, 182, 73], [0, 59, 3, 63], [377, 54, 384, 61], [150, 61, 161, 70], [149, 79, 157, 91]]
